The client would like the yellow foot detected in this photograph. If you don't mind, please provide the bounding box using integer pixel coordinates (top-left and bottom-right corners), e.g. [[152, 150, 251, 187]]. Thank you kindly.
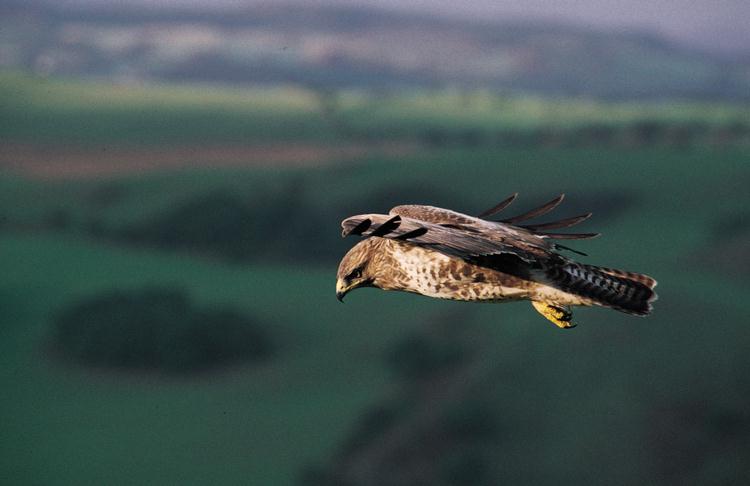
[[531, 301, 576, 329]]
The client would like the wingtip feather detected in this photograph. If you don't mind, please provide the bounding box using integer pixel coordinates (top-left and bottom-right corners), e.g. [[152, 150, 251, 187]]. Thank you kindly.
[[501, 194, 565, 224], [477, 193, 519, 218], [521, 212, 593, 231]]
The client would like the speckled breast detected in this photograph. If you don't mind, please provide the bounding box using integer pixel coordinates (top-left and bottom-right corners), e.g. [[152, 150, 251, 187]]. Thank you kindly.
[[388, 243, 531, 302]]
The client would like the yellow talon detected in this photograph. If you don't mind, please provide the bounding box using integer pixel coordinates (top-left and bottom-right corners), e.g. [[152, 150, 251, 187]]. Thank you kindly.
[[531, 301, 575, 329]]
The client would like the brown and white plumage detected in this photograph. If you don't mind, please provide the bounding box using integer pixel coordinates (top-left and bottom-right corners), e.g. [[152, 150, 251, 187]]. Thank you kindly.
[[335, 194, 657, 328]]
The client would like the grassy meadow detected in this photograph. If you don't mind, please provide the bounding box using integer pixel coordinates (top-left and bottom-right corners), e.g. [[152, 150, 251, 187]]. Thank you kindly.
[[1, 73, 749, 485], [3, 72, 749, 147]]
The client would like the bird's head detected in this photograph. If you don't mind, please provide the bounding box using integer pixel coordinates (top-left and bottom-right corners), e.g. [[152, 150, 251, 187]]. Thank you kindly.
[[336, 240, 378, 302]]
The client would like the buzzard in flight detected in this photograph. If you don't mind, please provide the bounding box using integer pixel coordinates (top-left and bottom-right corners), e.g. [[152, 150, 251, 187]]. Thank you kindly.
[[336, 194, 657, 328]]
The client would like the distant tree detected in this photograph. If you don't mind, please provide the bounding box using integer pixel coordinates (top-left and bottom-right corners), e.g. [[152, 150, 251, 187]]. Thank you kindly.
[[725, 120, 749, 140], [575, 123, 616, 146], [440, 447, 493, 486], [335, 403, 405, 464], [43, 209, 71, 231], [629, 120, 666, 146], [85, 219, 107, 238], [711, 120, 750, 146], [297, 467, 353, 486], [663, 124, 698, 148], [422, 127, 450, 147], [458, 128, 485, 147], [119, 192, 257, 260], [385, 333, 469, 381], [440, 402, 501, 444], [53, 287, 274, 372], [85, 182, 129, 208]]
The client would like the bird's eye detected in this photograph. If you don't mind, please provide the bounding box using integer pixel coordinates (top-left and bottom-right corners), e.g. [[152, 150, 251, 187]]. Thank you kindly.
[[348, 268, 362, 280]]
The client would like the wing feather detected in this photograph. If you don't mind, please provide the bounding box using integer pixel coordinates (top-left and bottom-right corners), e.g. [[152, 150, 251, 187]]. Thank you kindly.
[[390, 196, 597, 246], [342, 217, 372, 236], [476, 193, 518, 218], [367, 215, 402, 237], [536, 232, 600, 240], [343, 213, 548, 265], [521, 213, 592, 231], [500, 194, 565, 224], [343, 195, 600, 278]]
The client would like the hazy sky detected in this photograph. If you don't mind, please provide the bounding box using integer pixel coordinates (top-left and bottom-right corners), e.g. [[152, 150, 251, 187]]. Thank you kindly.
[[57, 0, 750, 55]]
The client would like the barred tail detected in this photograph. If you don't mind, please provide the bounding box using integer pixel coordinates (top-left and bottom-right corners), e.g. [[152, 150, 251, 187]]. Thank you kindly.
[[545, 263, 658, 316]]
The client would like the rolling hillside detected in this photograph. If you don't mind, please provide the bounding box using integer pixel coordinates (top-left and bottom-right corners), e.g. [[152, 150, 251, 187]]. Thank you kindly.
[[1, 3, 749, 99]]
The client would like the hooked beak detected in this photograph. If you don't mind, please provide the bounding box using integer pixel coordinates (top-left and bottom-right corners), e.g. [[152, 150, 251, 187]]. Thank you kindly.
[[336, 279, 348, 303]]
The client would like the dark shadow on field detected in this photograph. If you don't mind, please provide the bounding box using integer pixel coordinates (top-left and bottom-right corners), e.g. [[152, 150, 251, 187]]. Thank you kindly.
[[50, 287, 275, 374]]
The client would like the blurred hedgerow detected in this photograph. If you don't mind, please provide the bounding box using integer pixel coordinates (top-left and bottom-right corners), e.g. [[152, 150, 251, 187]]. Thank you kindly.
[[52, 287, 274, 373]]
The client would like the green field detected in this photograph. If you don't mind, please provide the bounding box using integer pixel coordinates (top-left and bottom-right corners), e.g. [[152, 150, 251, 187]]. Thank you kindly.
[[1, 74, 749, 485], [3, 72, 749, 147]]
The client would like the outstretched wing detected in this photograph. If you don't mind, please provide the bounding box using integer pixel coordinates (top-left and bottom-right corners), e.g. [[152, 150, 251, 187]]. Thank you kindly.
[[391, 194, 598, 241], [342, 212, 547, 266], [341, 194, 599, 278]]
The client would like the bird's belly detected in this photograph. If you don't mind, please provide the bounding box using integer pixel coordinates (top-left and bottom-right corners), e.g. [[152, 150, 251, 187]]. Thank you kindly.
[[420, 282, 529, 302], [391, 245, 530, 302]]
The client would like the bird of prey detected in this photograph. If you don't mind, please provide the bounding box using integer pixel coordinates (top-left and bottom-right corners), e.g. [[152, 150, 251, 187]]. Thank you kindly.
[[335, 194, 657, 328]]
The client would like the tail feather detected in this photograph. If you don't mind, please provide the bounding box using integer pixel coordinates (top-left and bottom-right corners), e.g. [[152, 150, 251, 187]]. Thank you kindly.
[[543, 262, 658, 316], [595, 266, 657, 289]]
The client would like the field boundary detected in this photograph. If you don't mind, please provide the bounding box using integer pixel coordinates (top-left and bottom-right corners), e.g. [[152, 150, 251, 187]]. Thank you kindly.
[[0, 142, 417, 179]]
